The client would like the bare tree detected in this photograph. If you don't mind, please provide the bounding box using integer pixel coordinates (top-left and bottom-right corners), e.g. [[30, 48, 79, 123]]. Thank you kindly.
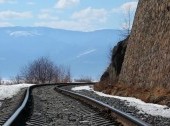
[[124, 6, 132, 35], [53, 65, 71, 83], [64, 66, 71, 82], [11, 74, 22, 84], [21, 57, 71, 84], [74, 76, 92, 83], [0, 76, 2, 85], [121, 4, 136, 37]]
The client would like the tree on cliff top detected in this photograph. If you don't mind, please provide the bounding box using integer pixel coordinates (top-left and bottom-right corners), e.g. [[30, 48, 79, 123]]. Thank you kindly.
[[121, 1, 138, 36]]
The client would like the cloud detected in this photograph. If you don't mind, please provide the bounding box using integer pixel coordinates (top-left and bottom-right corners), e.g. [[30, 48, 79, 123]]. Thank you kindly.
[[55, 0, 79, 9], [38, 13, 59, 20], [72, 7, 108, 23], [0, 0, 5, 3], [0, 0, 17, 4], [111, 1, 138, 30], [35, 7, 109, 31], [76, 49, 96, 58], [112, 1, 138, 13], [121, 1, 138, 11], [0, 10, 33, 20], [27, 2, 35, 5], [40, 9, 51, 13], [0, 21, 13, 27], [34, 20, 93, 31]]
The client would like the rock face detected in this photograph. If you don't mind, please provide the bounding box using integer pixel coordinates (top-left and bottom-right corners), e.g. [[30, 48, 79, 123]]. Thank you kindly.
[[95, 0, 170, 105], [111, 37, 128, 76], [100, 37, 128, 82], [94, 38, 128, 93], [119, 0, 170, 88]]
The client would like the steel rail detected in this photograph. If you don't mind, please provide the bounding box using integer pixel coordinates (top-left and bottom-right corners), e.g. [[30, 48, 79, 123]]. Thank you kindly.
[[55, 86, 151, 126], [3, 83, 95, 126], [3, 87, 30, 126]]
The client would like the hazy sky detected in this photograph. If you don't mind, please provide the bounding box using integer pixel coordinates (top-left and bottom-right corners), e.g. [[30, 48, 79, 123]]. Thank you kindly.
[[0, 0, 138, 31]]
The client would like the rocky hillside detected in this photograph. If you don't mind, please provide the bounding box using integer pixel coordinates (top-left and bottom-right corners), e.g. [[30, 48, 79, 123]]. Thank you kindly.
[[95, 0, 170, 106]]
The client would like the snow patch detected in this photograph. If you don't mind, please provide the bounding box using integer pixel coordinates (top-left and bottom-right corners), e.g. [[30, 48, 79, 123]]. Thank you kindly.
[[9, 31, 41, 37], [72, 86, 93, 91], [71, 86, 170, 118], [1, 78, 12, 84], [0, 83, 34, 107]]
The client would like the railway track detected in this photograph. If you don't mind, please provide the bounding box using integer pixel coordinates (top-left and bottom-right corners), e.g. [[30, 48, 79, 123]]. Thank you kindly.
[[2, 83, 150, 126], [0, 89, 27, 126]]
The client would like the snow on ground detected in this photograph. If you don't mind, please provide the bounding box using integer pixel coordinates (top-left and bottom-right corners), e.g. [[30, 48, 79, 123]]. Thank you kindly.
[[0, 83, 34, 107], [1, 78, 12, 84], [72, 86, 93, 91], [71, 86, 170, 118]]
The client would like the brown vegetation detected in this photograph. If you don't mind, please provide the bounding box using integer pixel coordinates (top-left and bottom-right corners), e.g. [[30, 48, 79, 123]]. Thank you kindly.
[[95, 80, 170, 106]]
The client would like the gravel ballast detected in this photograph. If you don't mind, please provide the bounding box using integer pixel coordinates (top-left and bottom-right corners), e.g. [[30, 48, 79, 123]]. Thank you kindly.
[[27, 86, 121, 126], [62, 85, 170, 126]]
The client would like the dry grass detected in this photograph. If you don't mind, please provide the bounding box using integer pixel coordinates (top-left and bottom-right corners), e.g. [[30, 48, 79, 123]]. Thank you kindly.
[[94, 79, 114, 94], [94, 81, 170, 106]]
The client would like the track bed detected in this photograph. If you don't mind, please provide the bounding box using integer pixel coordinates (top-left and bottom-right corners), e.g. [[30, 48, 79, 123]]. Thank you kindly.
[[25, 86, 120, 126]]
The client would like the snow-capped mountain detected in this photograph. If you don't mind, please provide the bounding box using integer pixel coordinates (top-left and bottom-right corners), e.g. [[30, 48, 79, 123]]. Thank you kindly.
[[0, 27, 124, 80]]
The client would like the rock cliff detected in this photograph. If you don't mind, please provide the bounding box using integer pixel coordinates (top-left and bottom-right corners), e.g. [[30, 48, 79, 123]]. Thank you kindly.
[[119, 0, 170, 88], [94, 37, 128, 93], [95, 0, 170, 105]]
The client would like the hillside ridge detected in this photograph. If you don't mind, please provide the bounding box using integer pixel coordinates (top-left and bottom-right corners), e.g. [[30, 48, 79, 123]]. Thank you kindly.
[[0, 27, 122, 79]]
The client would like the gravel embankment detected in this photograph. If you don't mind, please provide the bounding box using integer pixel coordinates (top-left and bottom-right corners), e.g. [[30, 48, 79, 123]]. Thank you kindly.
[[62, 85, 170, 126], [28, 86, 121, 126]]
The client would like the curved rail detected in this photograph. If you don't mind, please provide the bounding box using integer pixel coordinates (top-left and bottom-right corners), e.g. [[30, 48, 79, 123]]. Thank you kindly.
[[3, 87, 30, 126], [55, 86, 151, 126], [3, 83, 94, 126], [3, 83, 150, 126]]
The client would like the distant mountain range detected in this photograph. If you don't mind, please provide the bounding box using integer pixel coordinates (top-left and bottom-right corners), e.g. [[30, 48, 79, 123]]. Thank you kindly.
[[0, 27, 125, 80]]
